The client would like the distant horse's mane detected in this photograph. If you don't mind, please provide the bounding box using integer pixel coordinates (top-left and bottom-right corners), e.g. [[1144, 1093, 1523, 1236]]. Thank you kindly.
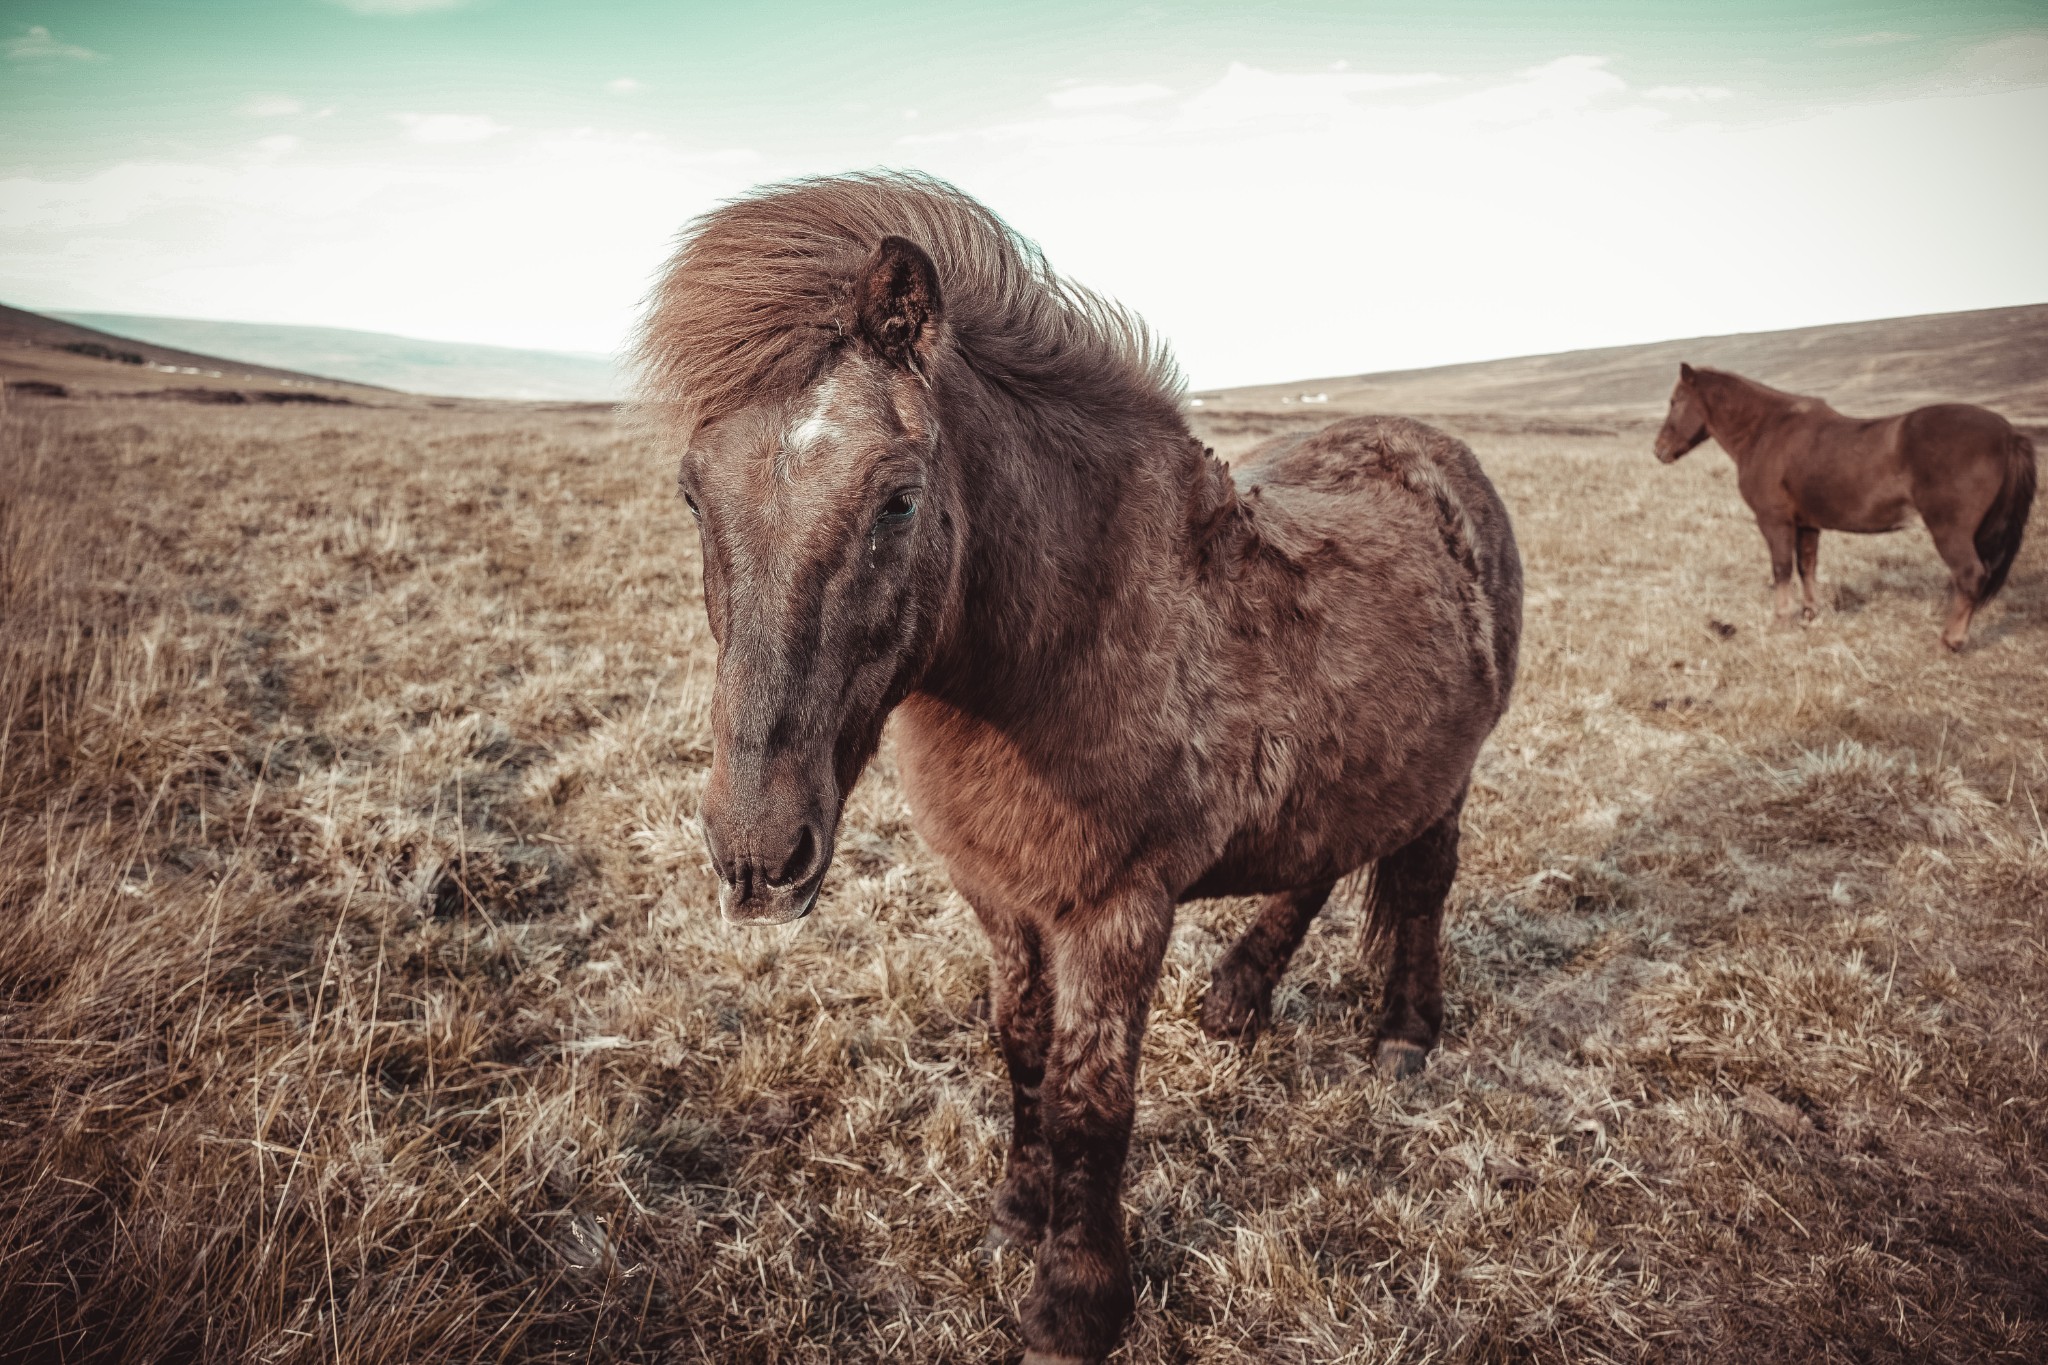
[[1691, 366, 1803, 404], [635, 171, 1181, 431]]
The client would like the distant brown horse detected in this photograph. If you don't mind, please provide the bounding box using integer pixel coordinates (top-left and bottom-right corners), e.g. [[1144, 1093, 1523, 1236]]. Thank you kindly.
[[1654, 364, 2036, 649], [638, 173, 1521, 1364]]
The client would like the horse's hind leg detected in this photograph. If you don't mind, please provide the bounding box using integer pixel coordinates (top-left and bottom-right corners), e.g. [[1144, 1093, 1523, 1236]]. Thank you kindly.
[[1796, 526, 1821, 620], [1929, 520, 1988, 651], [1200, 880, 1337, 1041], [1372, 800, 1464, 1079]]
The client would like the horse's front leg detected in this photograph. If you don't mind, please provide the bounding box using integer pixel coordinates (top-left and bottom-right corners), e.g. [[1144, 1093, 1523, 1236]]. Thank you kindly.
[[1021, 891, 1174, 1365], [977, 907, 1053, 1248], [1756, 514, 1802, 625]]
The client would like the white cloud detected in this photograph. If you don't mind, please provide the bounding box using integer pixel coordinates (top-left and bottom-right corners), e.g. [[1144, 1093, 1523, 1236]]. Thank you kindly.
[[607, 77, 642, 95], [1047, 83, 1173, 110], [394, 113, 507, 144], [324, 0, 470, 14], [1425, 55, 1625, 124], [1177, 62, 1449, 131], [1828, 31, 1916, 47], [906, 63, 1451, 151], [6, 25, 101, 60], [253, 135, 303, 158], [1940, 32, 2048, 90], [0, 130, 762, 354], [5, 51, 2044, 388], [1644, 85, 1734, 102], [239, 95, 305, 118], [890, 58, 2048, 386]]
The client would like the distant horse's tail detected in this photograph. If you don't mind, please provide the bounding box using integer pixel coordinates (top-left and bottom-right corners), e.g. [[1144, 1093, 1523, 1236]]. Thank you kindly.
[[1975, 428, 2036, 604]]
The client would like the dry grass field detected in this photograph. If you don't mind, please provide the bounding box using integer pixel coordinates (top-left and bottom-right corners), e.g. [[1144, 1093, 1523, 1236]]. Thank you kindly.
[[2, 383, 2045, 1363]]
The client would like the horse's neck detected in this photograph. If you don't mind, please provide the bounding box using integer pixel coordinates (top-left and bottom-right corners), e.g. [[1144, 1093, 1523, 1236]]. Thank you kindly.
[[922, 376, 1202, 719], [1700, 373, 1790, 461]]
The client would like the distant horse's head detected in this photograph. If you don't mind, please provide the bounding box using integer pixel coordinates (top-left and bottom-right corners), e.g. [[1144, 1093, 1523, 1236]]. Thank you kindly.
[[1654, 363, 1712, 463], [677, 236, 962, 923]]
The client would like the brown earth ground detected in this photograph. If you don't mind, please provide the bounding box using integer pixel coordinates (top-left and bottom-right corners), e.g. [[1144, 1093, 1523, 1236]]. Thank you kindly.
[[2, 328, 2046, 1361]]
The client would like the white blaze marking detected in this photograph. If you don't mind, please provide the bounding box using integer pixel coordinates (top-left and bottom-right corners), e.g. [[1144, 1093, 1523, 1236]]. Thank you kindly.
[[778, 371, 844, 477]]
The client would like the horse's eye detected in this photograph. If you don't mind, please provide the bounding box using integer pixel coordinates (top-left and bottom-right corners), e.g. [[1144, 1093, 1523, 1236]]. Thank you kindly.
[[878, 492, 917, 524], [683, 491, 700, 516]]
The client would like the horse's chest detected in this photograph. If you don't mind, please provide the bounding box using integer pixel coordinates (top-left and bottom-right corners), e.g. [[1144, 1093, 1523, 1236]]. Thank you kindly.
[[891, 699, 1193, 907]]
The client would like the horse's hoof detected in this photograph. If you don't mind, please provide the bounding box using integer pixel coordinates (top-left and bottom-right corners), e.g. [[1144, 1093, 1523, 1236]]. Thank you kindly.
[[980, 1218, 1037, 1258], [1376, 1039, 1429, 1079], [1021, 1353, 1094, 1365], [1198, 973, 1270, 1043], [974, 1227, 1020, 1271]]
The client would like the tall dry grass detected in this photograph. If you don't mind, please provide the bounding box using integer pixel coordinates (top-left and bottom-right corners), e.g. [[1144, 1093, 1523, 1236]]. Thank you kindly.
[[1, 395, 2043, 1363]]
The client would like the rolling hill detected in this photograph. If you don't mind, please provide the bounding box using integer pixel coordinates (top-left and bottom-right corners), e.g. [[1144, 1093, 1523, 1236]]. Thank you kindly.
[[6, 299, 2042, 418], [0, 302, 401, 404], [1204, 302, 2048, 422], [52, 312, 622, 403]]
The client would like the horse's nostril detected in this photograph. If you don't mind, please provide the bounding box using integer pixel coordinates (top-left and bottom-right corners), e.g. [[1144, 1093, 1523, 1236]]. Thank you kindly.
[[700, 815, 734, 881], [767, 823, 818, 888]]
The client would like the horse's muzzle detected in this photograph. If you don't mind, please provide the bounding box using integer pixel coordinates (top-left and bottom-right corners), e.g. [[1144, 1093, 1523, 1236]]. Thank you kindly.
[[699, 806, 835, 925], [715, 861, 827, 924]]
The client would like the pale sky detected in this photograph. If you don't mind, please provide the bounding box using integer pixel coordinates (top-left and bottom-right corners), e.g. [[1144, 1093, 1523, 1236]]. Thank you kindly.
[[3, 1, 2045, 388]]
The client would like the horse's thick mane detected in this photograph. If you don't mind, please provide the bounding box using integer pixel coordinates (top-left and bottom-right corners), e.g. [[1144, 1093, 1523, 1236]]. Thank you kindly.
[[635, 172, 1181, 430]]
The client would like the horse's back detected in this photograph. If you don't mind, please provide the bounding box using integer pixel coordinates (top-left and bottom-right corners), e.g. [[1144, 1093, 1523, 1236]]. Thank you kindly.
[[1237, 415, 1522, 709], [1900, 402, 2015, 456]]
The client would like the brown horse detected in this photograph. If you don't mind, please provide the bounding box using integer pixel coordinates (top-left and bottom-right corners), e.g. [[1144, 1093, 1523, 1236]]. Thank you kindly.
[[638, 173, 1522, 1364], [1654, 364, 2036, 649]]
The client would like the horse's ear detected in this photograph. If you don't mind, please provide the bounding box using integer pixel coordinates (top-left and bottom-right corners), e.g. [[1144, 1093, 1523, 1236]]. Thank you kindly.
[[853, 236, 943, 375], [1679, 362, 1697, 384]]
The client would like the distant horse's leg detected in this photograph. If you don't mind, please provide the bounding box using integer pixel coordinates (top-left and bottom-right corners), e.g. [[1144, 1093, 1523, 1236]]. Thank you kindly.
[[1021, 892, 1174, 1365], [1929, 521, 1989, 652], [1200, 879, 1338, 1040], [1795, 526, 1821, 620], [1757, 515, 1802, 625], [1372, 801, 1464, 1079], [977, 907, 1054, 1248]]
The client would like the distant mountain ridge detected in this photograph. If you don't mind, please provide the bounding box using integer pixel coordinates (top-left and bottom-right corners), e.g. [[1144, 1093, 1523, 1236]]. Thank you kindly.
[[52, 313, 622, 402]]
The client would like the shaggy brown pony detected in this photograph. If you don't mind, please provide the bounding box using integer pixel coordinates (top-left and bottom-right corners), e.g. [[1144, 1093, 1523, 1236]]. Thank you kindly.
[[1654, 364, 2036, 650], [638, 173, 1522, 1364]]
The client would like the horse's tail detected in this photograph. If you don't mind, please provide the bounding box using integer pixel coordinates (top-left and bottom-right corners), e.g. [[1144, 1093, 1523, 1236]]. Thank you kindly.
[[1975, 427, 2036, 604]]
